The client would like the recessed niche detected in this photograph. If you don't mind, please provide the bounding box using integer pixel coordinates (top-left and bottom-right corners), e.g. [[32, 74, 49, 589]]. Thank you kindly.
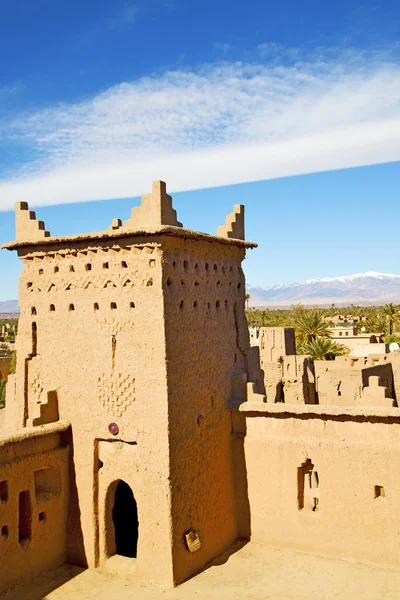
[[298, 458, 319, 512], [38, 512, 47, 523], [103, 262, 109, 269], [1, 525, 8, 539], [0, 481, 8, 502], [110, 302, 117, 310], [374, 485, 385, 499], [69, 304, 75, 311], [34, 467, 61, 502], [18, 491, 32, 544], [85, 264, 92, 271], [121, 261, 128, 268], [149, 259, 156, 268], [130, 302, 135, 308], [54, 266, 59, 273], [94, 303, 99, 311], [50, 304, 55, 312], [31, 307, 37, 315], [69, 265, 75, 272]]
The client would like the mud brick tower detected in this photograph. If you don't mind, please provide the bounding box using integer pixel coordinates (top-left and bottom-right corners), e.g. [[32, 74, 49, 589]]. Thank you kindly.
[[2, 181, 258, 587]]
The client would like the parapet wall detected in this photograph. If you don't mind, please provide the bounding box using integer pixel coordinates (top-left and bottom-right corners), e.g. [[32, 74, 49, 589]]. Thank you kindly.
[[0, 423, 70, 594], [240, 403, 400, 566]]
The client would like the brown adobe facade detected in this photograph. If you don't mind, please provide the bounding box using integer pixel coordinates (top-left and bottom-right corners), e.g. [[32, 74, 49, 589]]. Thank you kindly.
[[0, 181, 263, 592], [1, 183, 400, 596]]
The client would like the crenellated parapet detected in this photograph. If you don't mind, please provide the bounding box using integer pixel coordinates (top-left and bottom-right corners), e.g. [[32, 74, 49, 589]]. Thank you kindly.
[[124, 180, 182, 229], [15, 201, 50, 241], [217, 204, 245, 240]]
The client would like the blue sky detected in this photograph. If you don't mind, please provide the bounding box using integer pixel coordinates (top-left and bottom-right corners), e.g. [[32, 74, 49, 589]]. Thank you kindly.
[[1, 0, 400, 300]]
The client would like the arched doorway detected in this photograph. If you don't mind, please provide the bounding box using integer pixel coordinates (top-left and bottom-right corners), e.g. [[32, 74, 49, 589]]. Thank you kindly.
[[112, 480, 138, 558]]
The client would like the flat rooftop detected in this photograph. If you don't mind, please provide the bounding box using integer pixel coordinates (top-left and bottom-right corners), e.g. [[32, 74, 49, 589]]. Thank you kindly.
[[4, 541, 400, 600]]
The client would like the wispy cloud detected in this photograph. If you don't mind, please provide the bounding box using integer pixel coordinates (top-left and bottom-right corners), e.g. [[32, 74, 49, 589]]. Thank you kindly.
[[1, 46, 400, 209], [102, 2, 139, 31]]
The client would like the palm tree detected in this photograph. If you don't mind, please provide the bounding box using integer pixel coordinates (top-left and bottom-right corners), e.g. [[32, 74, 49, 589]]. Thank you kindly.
[[382, 303, 399, 335], [295, 311, 332, 347], [297, 337, 348, 360], [245, 293, 250, 310]]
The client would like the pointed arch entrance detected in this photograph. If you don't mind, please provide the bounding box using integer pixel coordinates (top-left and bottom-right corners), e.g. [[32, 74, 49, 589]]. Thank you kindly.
[[111, 480, 138, 558]]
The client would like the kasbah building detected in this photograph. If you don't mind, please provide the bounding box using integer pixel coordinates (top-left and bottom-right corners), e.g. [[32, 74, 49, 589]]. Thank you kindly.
[[1, 180, 400, 598]]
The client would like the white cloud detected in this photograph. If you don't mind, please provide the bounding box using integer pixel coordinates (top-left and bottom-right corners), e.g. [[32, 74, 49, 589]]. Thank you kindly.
[[1, 47, 400, 210]]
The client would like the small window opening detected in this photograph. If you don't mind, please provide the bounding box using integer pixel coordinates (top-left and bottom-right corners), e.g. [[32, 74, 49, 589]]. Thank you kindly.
[[205, 263, 209, 271], [225, 300, 228, 309], [54, 266, 59, 273], [194, 263, 199, 271], [374, 485, 385, 498], [183, 260, 188, 270], [194, 281, 199, 287], [111, 302, 117, 310], [149, 259, 155, 268], [237, 282, 241, 289], [130, 302, 135, 308], [193, 301, 198, 310], [1, 525, 8, 539], [172, 260, 176, 268], [167, 278, 172, 288], [216, 281, 221, 287], [121, 261, 128, 268], [85, 264, 92, 271], [69, 304, 75, 311], [69, 265, 75, 272], [103, 262, 109, 269], [0, 481, 8, 502], [31, 307, 37, 315], [216, 300, 220, 309], [27, 282, 33, 289], [38, 512, 46, 522], [39, 269, 44, 275], [180, 301, 184, 312], [94, 303, 99, 311], [50, 304, 55, 312], [146, 278, 153, 286], [213, 264, 218, 271]]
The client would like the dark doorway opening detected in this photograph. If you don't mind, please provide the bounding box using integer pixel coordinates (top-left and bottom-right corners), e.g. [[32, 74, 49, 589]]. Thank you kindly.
[[112, 480, 138, 558]]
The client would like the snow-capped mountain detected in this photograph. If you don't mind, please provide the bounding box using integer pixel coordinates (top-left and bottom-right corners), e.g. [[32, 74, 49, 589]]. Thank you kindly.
[[247, 272, 400, 307], [0, 300, 19, 314]]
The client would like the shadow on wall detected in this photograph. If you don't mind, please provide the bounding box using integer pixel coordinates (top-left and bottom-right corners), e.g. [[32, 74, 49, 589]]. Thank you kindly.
[[231, 410, 251, 541], [61, 428, 87, 568]]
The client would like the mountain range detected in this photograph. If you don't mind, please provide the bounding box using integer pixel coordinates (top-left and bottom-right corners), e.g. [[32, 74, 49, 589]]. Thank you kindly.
[[0, 300, 19, 314], [248, 272, 400, 307]]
